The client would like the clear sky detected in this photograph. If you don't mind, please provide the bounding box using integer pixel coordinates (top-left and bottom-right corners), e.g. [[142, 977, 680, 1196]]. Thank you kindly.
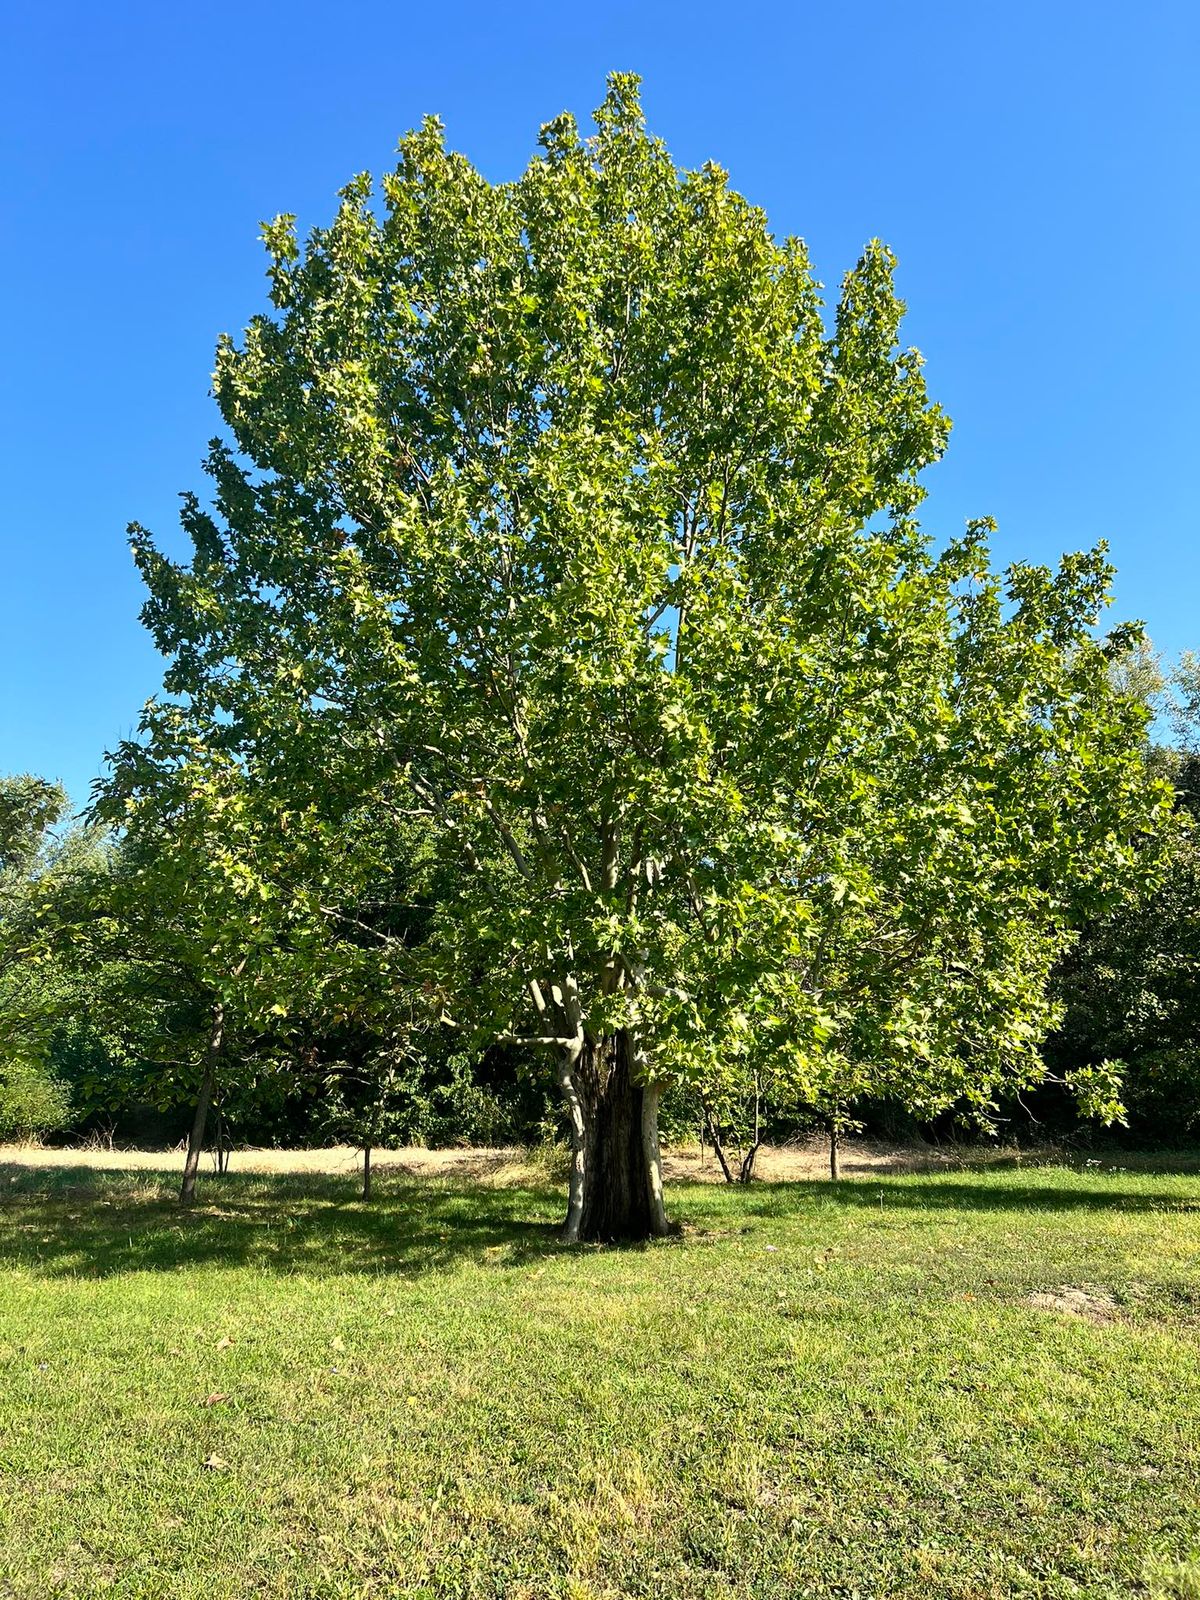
[[2, 0, 1196, 808]]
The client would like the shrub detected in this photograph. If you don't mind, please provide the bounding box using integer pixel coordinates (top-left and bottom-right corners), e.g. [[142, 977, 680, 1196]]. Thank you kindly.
[[0, 1058, 71, 1140]]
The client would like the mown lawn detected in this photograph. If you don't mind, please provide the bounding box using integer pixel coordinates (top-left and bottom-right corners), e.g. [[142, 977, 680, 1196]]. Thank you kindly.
[[2, 1156, 1200, 1600]]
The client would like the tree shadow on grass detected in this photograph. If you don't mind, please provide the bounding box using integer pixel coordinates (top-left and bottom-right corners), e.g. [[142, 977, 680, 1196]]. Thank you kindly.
[[3, 1160, 1197, 1282], [0, 1163, 566, 1280], [728, 1172, 1200, 1222]]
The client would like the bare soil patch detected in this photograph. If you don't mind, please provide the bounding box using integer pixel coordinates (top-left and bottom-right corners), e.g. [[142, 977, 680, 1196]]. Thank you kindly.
[[1027, 1286, 1119, 1321]]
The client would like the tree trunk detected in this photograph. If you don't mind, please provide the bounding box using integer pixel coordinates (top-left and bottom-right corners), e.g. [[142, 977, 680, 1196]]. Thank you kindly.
[[214, 1101, 227, 1174], [702, 1106, 735, 1184], [181, 1002, 223, 1206], [829, 1120, 840, 1183], [362, 1144, 372, 1202], [641, 1081, 669, 1237], [559, 1030, 670, 1243], [738, 1074, 762, 1184]]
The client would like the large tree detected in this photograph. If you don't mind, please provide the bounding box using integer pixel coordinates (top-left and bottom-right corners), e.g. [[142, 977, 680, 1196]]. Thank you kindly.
[[125, 77, 1165, 1239]]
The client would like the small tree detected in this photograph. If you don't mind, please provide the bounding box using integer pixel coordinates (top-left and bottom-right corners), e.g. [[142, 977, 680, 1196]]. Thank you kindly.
[[90, 727, 316, 1202], [90, 712, 444, 1198], [321, 1053, 415, 1200]]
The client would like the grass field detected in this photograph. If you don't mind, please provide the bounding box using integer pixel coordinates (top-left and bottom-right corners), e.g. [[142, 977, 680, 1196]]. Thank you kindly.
[[2, 1152, 1200, 1599]]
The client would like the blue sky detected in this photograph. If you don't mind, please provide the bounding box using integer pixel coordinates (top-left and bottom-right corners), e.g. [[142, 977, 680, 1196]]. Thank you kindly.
[[2, 0, 1196, 807]]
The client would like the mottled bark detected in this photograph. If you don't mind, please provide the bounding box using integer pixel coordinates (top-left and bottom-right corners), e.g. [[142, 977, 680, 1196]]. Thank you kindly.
[[559, 1030, 670, 1242]]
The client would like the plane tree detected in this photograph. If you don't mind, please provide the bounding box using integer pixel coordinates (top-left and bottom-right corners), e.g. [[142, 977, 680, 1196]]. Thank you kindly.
[[125, 76, 1166, 1238]]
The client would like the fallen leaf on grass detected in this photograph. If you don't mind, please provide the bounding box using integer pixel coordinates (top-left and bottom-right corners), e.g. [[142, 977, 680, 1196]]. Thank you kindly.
[[202, 1454, 229, 1471], [200, 1392, 229, 1408], [215, 1336, 234, 1351]]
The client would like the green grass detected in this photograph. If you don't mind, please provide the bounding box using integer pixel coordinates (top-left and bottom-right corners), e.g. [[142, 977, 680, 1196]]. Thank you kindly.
[[3, 1156, 1200, 1599]]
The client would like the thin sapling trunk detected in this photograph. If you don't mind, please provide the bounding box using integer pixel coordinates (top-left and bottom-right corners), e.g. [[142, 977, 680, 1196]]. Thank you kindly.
[[214, 1100, 230, 1174], [181, 1001, 223, 1206], [702, 1105, 736, 1185], [738, 1074, 763, 1184]]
